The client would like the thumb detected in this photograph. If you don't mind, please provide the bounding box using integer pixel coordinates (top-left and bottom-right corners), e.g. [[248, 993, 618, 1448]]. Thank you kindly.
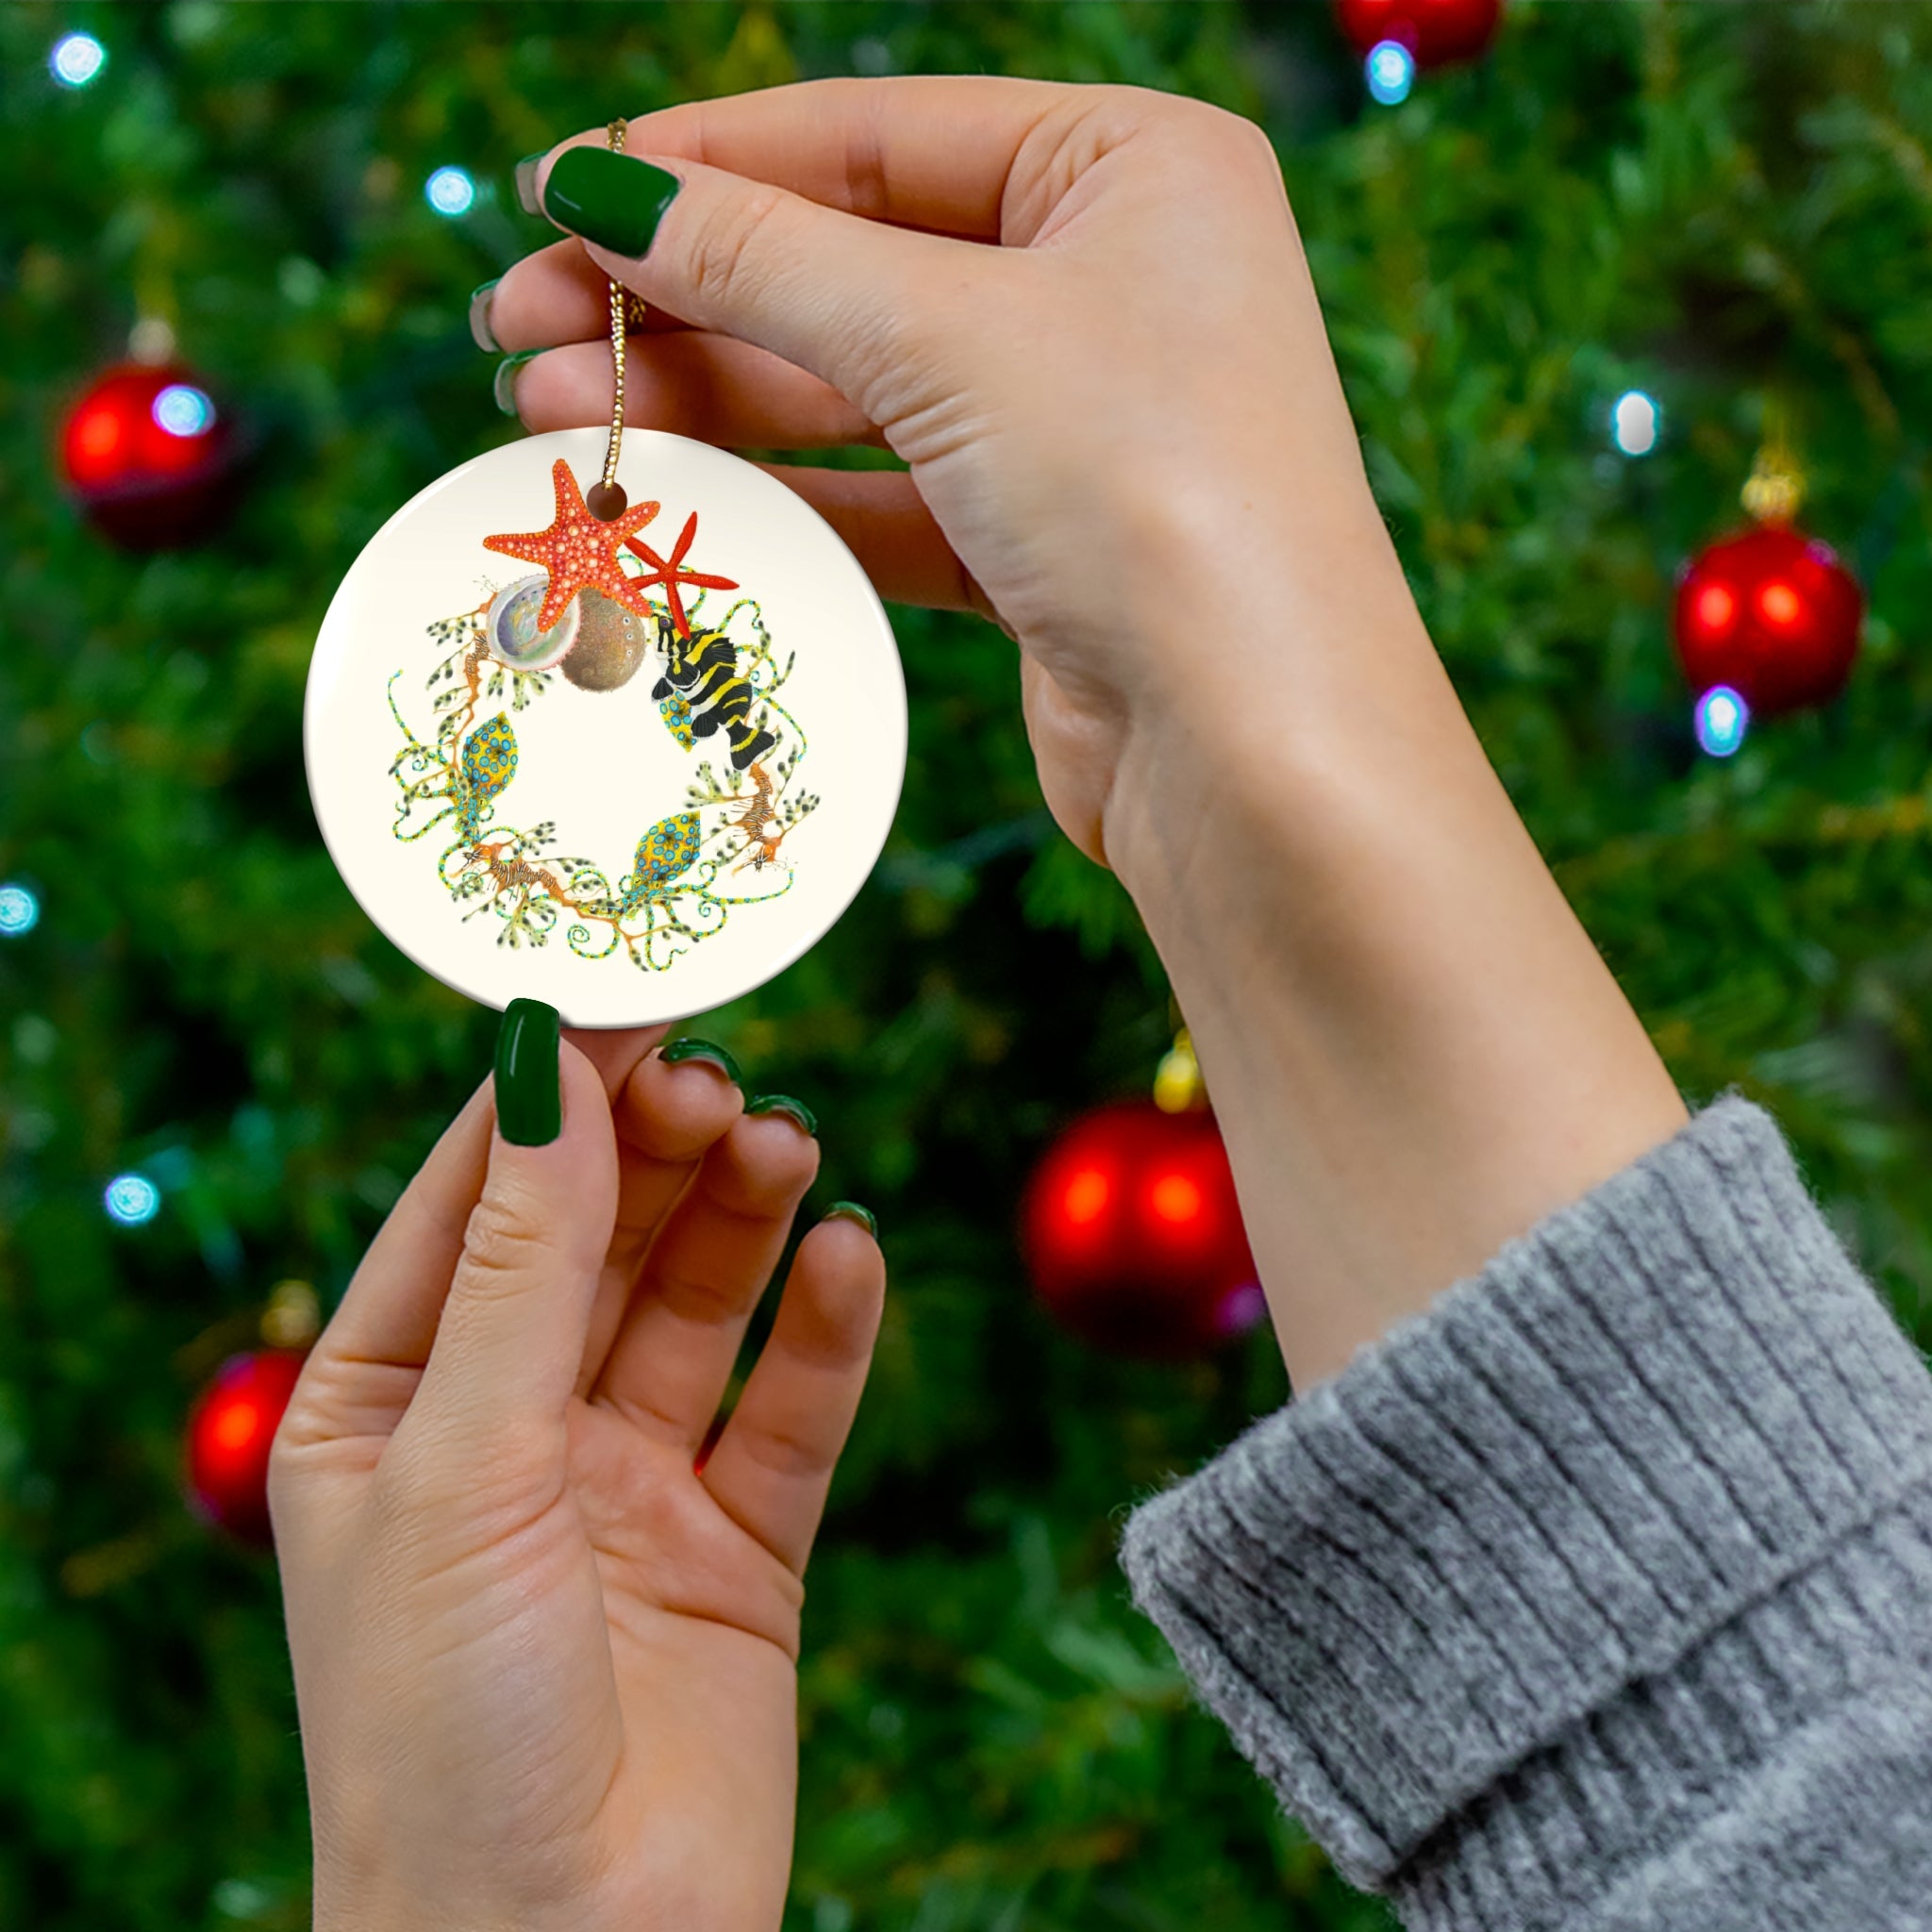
[[408, 1001, 619, 1448], [531, 142, 984, 424]]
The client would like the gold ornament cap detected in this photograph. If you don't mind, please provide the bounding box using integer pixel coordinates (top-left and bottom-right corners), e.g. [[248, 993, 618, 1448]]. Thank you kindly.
[[1154, 1025, 1207, 1113], [1741, 401, 1805, 525], [260, 1278, 321, 1350]]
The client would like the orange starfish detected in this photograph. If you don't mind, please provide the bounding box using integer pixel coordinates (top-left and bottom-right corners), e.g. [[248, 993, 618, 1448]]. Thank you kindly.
[[625, 511, 739, 639], [482, 459, 661, 633]]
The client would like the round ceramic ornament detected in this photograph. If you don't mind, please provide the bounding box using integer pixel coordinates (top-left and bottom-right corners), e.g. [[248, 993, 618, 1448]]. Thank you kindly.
[[305, 424, 907, 1026]]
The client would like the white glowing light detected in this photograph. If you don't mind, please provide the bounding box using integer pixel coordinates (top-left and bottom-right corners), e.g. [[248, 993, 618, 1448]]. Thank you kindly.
[[51, 32, 106, 88], [1612, 390, 1660, 457], [1366, 41, 1416, 106], [425, 166, 476, 217], [105, 1174, 161, 1226], [0, 883, 40, 936], [153, 384, 215, 438], [1694, 684, 1749, 758]]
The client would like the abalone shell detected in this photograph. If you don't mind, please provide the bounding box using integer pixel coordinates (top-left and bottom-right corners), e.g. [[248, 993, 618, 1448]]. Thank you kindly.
[[485, 574, 580, 672]]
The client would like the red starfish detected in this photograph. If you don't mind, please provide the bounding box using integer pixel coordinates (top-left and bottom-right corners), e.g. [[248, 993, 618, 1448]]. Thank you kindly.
[[481, 459, 661, 634], [625, 511, 739, 638]]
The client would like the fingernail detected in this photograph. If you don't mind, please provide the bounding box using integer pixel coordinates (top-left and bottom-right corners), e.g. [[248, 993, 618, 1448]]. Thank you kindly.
[[659, 1036, 742, 1084], [493, 350, 540, 416], [746, 1093, 817, 1138], [824, 1200, 877, 1238], [468, 278, 502, 353], [495, 998, 561, 1146], [541, 146, 682, 258], [514, 152, 547, 217]]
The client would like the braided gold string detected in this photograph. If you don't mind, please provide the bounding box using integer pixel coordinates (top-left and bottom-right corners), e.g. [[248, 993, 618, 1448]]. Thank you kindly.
[[1741, 392, 1805, 525], [598, 119, 635, 502], [590, 122, 653, 514]]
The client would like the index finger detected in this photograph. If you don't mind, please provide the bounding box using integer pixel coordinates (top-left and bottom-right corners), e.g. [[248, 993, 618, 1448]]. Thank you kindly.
[[562, 1022, 673, 1102], [536, 74, 1080, 242]]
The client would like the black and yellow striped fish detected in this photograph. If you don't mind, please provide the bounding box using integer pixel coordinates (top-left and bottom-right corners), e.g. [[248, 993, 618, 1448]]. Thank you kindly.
[[649, 614, 777, 773]]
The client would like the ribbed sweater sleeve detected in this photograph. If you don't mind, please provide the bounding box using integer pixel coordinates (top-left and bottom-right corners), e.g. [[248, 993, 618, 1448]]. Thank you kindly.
[[1118, 1093, 1932, 1930]]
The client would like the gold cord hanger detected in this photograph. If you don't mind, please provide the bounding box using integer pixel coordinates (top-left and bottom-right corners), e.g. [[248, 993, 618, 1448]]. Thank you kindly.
[[1741, 392, 1804, 526], [586, 119, 651, 521]]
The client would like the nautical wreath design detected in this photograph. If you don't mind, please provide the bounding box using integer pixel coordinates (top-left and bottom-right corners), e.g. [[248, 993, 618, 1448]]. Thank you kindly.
[[386, 458, 817, 974]]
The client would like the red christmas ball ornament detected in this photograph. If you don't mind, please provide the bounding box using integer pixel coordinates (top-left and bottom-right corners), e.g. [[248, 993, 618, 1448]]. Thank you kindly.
[[59, 361, 242, 548], [1334, 0, 1502, 67], [1673, 524, 1863, 719], [184, 1348, 308, 1546], [1021, 1099, 1263, 1360]]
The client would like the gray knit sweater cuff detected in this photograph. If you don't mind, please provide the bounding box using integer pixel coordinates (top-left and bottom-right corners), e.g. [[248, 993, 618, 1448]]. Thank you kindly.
[[1119, 1094, 1932, 1920]]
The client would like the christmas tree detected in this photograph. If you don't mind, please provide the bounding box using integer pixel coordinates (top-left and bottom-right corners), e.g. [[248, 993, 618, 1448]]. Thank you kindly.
[[5, 5, 1932, 1929]]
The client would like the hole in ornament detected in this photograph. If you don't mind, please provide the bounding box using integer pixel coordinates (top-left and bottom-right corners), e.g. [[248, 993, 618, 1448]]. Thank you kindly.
[[586, 479, 629, 521]]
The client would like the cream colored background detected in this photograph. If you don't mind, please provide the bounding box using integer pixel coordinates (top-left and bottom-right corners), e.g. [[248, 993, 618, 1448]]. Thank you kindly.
[[305, 426, 907, 1026]]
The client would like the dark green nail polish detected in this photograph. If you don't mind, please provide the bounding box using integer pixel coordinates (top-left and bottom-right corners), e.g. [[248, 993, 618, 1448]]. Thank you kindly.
[[824, 1200, 877, 1238], [468, 278, 502, 353], [747, 1093, 817, 1138], [514, 152, 546, 216], [493, 350, 540, 416], [660, 1037, 742, 1084], [541, 146, 682, 258], [495, 998, 561, 1146]]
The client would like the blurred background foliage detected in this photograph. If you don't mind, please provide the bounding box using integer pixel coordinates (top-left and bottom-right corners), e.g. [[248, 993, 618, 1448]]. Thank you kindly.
[[4, 3, 1932, 1928]]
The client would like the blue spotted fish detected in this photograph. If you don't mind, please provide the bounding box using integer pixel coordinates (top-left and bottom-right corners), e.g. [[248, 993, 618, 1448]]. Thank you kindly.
[[456, 714, 517, 839], [615, 810, 701, 911]]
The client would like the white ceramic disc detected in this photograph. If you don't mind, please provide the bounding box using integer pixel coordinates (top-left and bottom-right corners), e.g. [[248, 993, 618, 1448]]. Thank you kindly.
[[306, 426, 907, 1026]]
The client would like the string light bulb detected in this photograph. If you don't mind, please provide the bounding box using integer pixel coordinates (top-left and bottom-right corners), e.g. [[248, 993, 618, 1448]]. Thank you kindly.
[[1611, 390, 1659, 457], [50, 32, 106, 88], [0, 883, 40, 936], [425, 166, 476, 217], [1693, 685, 1749, 758], [1365, 40, 1416, 103], [104, 1174, 161, 1226]]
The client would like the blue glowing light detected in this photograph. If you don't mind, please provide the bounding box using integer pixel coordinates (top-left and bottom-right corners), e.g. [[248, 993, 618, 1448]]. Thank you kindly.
[[425, 166, 476, 217], [152, 384, 215, 438], [104, 1173, 161, 1226], [1366, 40, 1416, 106], [50, 32, 106, 88], [0, 883, 39, 936], [1694, 684, 1750, 758], [1611, 390, 1660, 457]]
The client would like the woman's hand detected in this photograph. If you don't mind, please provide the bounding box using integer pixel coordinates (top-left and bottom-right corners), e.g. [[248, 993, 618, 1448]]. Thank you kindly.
[[482, 75, 1401, 875], [270, 1020, 884, 1932], [483, 77, 1686, 1391]]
